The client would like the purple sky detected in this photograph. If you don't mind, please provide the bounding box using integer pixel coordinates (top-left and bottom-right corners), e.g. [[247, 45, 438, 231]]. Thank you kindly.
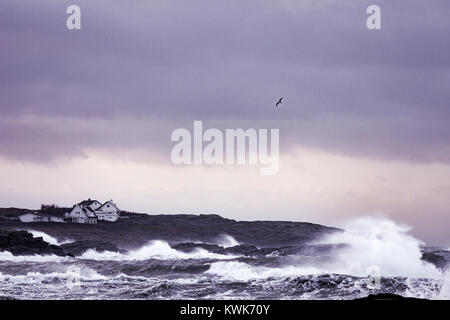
[[1, 0, 450, 244]]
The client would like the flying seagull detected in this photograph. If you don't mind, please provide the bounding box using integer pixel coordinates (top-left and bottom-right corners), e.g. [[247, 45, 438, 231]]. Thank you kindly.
[[275, 97, 284, 107]]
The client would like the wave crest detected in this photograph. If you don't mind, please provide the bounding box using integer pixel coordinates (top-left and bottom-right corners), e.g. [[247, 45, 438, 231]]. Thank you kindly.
[[27, 230, 74, 246], [80, 240, 237, 261], [0, 251, 69, 262]]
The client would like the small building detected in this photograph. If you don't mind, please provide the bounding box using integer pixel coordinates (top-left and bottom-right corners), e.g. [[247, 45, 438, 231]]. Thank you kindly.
[[17, 199, 122, 225], [95, 200, 121, 222], [62, 199, 121, 224], [19, 213, 66, 223], [64, 204, 98, 224], [19, 213, 49, 223]]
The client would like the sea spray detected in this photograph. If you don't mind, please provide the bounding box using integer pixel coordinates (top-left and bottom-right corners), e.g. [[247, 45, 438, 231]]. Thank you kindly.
[[216, 234, 240, 248], [314, 217, 441, 278]]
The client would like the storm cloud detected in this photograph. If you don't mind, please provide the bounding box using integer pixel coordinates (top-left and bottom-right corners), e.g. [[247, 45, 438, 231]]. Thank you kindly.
[[1, 0, 450, 163]]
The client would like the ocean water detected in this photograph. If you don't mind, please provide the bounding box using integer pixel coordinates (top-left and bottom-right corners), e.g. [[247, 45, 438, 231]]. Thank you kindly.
[[0, 218, 449, 300]]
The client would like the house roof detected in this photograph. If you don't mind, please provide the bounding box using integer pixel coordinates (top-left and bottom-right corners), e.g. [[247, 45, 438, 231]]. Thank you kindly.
[[80, 205, 97, 218], [96, 200, 120, 211], [70, 204, 97, 218], [79, 199, 100, 207]]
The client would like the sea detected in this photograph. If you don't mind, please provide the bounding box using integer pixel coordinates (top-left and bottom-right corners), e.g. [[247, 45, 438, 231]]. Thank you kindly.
[[0, 218, 449, 300]]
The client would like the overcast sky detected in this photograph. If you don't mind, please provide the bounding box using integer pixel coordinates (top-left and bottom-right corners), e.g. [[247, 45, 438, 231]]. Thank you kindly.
[[1, 0, 449, 245]]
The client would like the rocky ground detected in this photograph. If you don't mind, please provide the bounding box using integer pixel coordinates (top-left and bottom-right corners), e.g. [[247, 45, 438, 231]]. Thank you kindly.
[[0, 230, 71, 257]]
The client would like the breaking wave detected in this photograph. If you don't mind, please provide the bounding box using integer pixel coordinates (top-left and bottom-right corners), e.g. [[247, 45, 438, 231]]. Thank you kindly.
[[0, 265, 106, 283], [79, 240, 237, 261], [312, 217, 441, 278], [216, 234, 239, 248], [206, 261, 325, 280], [27, 230, 74, 246], [0, 251, 70, 262], [209, 218, 443, 282]]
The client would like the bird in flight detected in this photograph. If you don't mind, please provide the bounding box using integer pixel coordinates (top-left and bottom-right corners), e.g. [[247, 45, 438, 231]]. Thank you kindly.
[[275, 97, 284, 107]]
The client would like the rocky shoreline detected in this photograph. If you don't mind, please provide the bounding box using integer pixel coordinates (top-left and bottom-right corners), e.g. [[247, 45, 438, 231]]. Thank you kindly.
[[1, 228, 449, 273], [0, 230, 72, 257]]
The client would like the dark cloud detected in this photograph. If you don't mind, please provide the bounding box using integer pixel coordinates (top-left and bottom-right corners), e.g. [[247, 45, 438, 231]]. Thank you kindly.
[[1, 0, 449, 162]]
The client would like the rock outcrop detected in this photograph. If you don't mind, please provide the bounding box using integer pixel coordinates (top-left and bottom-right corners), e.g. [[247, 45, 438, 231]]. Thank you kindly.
[[0, 230, 72, 257], [60, 240, 120, 256]]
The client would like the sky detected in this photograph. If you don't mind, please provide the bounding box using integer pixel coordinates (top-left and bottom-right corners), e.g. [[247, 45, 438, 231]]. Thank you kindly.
[[0, 0, 449, 245]]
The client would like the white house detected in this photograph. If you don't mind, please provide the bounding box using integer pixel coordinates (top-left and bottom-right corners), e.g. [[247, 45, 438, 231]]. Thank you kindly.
[[64, 204, 98, 224], [94, 200, 120, 222], [19, 213, 48, 223], [64, 199, 121, 224], [19, 213, 65, 223]]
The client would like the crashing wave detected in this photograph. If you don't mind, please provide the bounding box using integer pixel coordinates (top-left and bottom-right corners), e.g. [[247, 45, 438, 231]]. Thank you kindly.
[[27, 230, 74, 246], [311, 217, 441, 278], [79, 240, 237, 261], [0, 251, 70, 262], [0, 265, 106, 283], [216, 234, 240, 248]]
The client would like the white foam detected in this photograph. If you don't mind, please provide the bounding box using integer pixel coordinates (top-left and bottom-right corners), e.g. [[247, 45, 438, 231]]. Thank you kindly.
[[208, 218, 444, 282], [0, 251, 69, 262], [79, 240, 237, 261], [217, 234, 240, 248], [206, 261, 325, 280], [315, 217, 442, 278], [28, 230, 74, 245], [0, 265, 106, 283]]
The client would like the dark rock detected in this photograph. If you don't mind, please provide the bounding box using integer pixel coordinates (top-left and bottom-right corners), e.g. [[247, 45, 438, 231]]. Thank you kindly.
[[0, 230, 72, 257], [274, 243, 349, 256], [61, 240, 120, 256], [224, 244, 259, 255], [171, 242, 226, 255], [172, 243, 265, 256], [356, 293, 423, 300]]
